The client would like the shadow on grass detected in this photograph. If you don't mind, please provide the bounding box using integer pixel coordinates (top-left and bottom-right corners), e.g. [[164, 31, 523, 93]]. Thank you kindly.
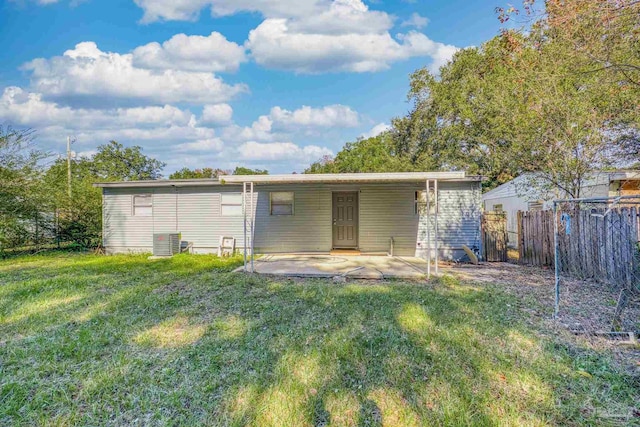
[[0, 253, 638, 426]]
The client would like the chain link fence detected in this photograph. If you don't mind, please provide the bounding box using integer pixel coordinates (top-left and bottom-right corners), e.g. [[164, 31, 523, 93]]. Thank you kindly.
[[0, 209, 100, 258], [552, 195, 640, 331]]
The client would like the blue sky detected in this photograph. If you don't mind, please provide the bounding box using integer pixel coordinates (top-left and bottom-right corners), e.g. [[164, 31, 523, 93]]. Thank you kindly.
[[0, 0, 508, 174]]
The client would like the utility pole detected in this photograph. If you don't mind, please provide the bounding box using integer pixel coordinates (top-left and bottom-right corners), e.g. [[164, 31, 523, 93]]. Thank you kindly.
[[67, 136, 72, 198]]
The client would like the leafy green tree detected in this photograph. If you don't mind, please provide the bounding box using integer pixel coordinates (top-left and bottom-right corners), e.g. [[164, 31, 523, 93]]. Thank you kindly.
[[42, 158, 102, 247], [394, 0, 639, 195], [42, 141, 166, 248], [306, 133, 417, 174], [232, 166, 269, 175], [169, 167, 229, 179], [0, 127, 49, 252], [91, 141, 165, 181]]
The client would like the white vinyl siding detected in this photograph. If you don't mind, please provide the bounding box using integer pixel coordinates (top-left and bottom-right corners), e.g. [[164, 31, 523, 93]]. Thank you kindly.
[[254, 185, 332, 253], [102, 181, 481, 260]]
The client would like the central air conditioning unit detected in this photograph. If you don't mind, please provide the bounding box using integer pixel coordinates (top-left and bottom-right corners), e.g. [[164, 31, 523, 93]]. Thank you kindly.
[[153, 233, 181, 256]]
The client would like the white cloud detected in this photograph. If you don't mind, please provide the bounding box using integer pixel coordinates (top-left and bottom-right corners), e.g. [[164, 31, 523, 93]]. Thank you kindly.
[[133, 0, 322, 23], [360, 122, 391, 139], [175, 138, 225, 151], [237, 141, 332, 162], [1, 83, 337, 173], [221, 115, 274, 142], [269, 104, 359, 128], [132, 0, 458, 74], [71, 125, 217, 143], [132, 32, 246, 73], [286, 0, 393, 35], [247, 20, 458, 73], [401, 12, 428, 29], [397, 32, 459, 72], [0, 86, 194, 129], [201, 103, 233, 124], [220, 103, 360, 144], [23, 41, 247, 105]]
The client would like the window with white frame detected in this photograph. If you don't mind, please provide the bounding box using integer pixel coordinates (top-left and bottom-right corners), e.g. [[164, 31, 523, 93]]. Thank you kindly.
[[528, 201, 543, 211], [493, 203, 504, 212], [270, 192, 294, 215], [414, 190, 435, 215], [220, 193, 243, 216], [132, 194, 152, 216]]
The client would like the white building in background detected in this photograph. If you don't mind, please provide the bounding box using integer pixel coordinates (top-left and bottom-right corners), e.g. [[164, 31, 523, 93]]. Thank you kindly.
[[482, 171, 640, 247]]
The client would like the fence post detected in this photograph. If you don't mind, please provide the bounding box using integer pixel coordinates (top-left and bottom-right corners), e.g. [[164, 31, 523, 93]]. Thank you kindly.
[[56, 209, 60, 249], [553, 201, 560, 318], [35, 211, 39, 251]]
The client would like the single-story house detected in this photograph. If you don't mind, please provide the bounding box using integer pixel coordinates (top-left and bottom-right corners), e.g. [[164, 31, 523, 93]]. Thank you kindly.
[[94, 172, 482, 260], [482, 171, 640, 246]]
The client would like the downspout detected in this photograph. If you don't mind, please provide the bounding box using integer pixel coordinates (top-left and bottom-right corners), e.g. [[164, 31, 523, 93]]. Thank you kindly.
[[553, 200, 560, 318], [426, 179, 431, 279], [250, 182, 254, 273], [434, 179, 439, 275], [243, 182, 247, 272]]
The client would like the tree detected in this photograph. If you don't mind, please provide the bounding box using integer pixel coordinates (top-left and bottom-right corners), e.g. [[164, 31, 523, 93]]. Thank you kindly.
[[91, 141, 165, 181], [169, 167, 229, 179], [0, 127, 49, 252], [41, 141, 166, 248], [233, 166, 269, 175], [394, 0, 639, 195], [306, 133, 417, 174], [42, 158, 102, 247]]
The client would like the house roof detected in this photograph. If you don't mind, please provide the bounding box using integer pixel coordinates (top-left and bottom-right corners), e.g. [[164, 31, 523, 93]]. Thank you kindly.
[[482, 170, 640, 200], [93, 171, 481, 188], [609, 170, 640, 181], [223, 172, 478, 184]]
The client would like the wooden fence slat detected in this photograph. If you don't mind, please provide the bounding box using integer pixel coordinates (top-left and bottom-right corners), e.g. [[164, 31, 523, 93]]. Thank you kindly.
[[482, 211, 507, 262], [517, 207, 640, 290]]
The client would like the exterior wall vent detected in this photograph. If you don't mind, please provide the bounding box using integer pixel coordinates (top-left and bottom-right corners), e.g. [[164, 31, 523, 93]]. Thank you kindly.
[[153, 233, 181, 256]]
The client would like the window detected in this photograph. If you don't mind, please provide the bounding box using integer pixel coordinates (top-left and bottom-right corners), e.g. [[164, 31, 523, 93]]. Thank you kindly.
[[493, 203, 503, 212], [133, 194, 152, 216], [528, 201, 543, 211], [414, 190, 435, 215], [270, 192, 294, 215], [221, 193, 243, 216]]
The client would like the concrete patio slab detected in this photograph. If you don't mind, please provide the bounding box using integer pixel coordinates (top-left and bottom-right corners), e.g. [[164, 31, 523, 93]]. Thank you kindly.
[[236, 254, 428, 279]]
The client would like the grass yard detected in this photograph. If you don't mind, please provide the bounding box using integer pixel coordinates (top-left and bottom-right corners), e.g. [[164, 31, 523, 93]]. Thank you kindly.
[[0, 253, 638, 426]]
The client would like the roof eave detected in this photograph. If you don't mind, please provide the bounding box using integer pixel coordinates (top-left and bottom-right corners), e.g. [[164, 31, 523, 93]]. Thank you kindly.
[[94, 172, 483, 188], [223, 172, 478, 184], [93, 178, 220, 188]]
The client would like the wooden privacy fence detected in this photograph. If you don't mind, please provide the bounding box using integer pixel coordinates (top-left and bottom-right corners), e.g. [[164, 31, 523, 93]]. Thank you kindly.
[[482, 211, 508, 262], [518, 208, 640, 287], [518, 211, 554, 266]]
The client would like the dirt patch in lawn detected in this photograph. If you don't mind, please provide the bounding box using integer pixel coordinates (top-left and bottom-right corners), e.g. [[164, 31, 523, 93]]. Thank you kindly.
[[447, 262, 640, 373]]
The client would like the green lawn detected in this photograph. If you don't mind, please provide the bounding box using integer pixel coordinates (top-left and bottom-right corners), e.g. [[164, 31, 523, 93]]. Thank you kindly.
[[0, 253, 637, 426]]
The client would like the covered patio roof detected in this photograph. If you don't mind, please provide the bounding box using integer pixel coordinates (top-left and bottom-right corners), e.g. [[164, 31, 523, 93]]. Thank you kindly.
[[224, 171, 479, 184], [93, 171, 481, 188]]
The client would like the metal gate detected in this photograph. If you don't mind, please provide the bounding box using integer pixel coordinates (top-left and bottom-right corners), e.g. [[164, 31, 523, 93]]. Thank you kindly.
[[482, 211, 508, 262]]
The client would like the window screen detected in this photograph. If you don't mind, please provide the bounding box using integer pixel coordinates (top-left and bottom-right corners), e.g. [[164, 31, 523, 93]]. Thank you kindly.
[[415, 190, 435, 214], [493, 204, 504, 212], [528, 201, 543, 211], [270, 192, 294, 215], [133, 194, 152, 216], [221, 193, 243, 216]]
